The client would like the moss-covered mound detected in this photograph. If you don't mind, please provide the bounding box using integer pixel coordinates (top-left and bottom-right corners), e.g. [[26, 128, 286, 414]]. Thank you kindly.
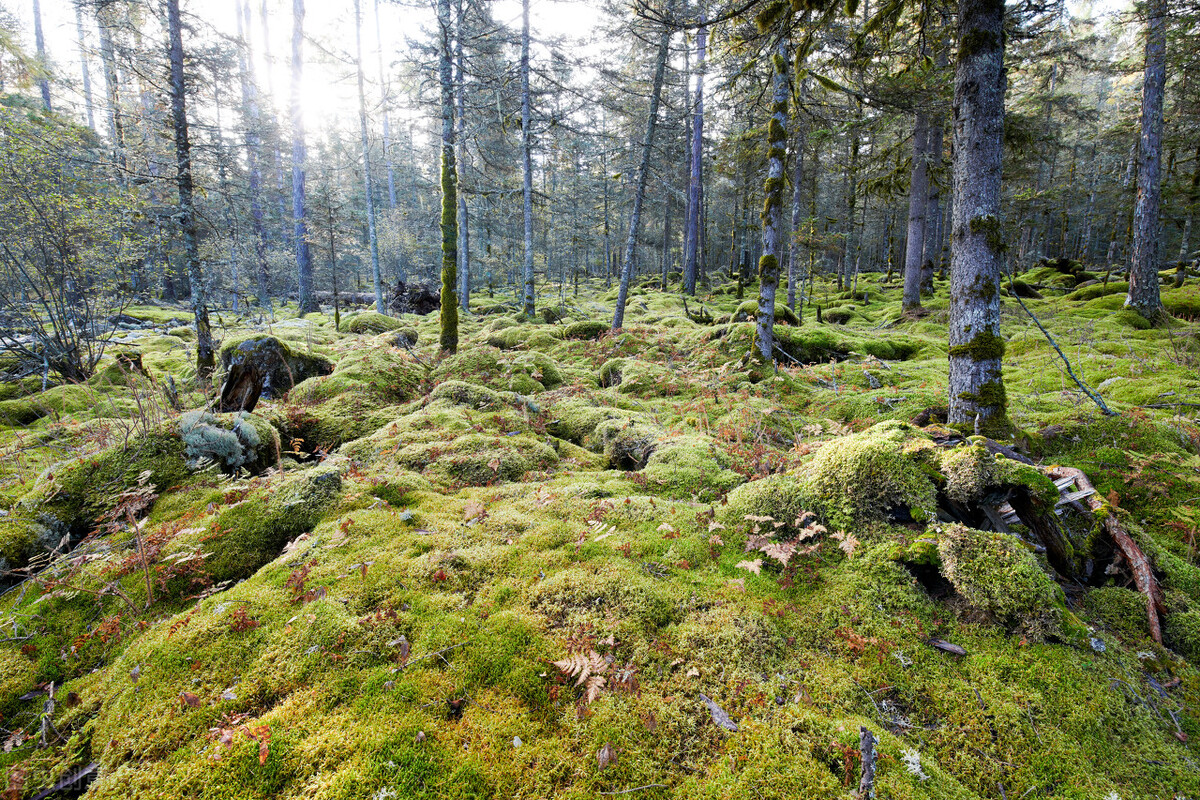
[[338, 311, 404, 334]]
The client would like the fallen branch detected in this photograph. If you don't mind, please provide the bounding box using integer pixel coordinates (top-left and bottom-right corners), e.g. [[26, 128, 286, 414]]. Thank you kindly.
[[1050, 467, 1164, 642], [1007, 271, 1116, 416], [858, 726, 877, 799]]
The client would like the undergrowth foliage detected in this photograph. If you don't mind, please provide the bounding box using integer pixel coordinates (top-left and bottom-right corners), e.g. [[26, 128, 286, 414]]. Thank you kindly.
[[0, 279, 1199, 798]]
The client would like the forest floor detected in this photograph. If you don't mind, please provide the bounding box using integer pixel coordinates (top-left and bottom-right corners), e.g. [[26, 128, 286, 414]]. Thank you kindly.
[[2, 266, 1200, 799]]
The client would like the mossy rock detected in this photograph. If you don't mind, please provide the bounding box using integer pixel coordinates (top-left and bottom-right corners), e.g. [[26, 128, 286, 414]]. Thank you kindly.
[[388, 327, 419, 348], [485, 325, 565, 351], [594, 417, 661, 470], [203, 464, 344, 583], [0, 383, 102, 426], [0, 513, 61, 581], [545, 396, 622, 447], [338, 311, 404, 334], [1164, 591, 1200, 661], [20, 426, 191, 539], [0, 647, 36, 716], [732, 300, 800, 326], [937, 523, 1064, 639], [329, 348, 425, 403], [272, 394, 407, 452], [1006, 279, 1043, 299], [180, 410, 280, 474], [167, 325, 195, 340], [563, 320, 609, 341], [804, 421, 939, 529], [219, 335, 333, 398], [598, 358, 677, 396]]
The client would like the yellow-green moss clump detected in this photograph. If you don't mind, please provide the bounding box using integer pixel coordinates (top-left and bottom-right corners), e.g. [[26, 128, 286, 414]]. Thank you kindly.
[[805, 421, 939, 529], [337, 311, 404, 334], [395, 432, 558, 485], [563, 320, 609, 340], [938, 442, 1059, 507], [732, 300, 800, 326], [936, 523, 1064, 639], [598, 358, 678, 396], [201, 463, 344, 583]]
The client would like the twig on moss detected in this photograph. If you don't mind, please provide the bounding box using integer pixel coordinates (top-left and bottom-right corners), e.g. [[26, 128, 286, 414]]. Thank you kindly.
[[1006, 270, 1115, 416], [598, 784, 668, 796]]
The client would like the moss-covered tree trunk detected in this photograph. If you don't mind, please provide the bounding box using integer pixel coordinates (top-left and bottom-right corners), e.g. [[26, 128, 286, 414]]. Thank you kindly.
[[754, 38, 789, 363], [611, 5, 673, 331], [948, 0, 1007, 433], [902, 110, 930, 313], [437, 0, 459, 353], [166, 0, 215, 382], [1127, 0, 1168, 320]]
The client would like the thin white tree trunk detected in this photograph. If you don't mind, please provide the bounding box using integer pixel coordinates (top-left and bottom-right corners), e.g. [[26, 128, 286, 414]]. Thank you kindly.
[[354, 0, 385, 313], [755, 37, 789, 362], [290, 0, 317, 313], [520, 0, 536, 317], [902, 110, 930, 312]]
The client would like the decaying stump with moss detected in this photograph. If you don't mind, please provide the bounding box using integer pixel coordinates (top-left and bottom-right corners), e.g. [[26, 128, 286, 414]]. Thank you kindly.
[[217, 335, 333, 412]]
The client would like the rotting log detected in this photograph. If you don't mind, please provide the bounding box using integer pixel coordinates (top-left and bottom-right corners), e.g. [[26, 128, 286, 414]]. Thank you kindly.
[[1049, 466, 1165, 643]]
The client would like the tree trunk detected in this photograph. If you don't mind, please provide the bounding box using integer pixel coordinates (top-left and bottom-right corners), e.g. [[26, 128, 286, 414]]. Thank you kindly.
[[948, 0, 1007, 433], [96, 7, 125, 183], [290, 0, 317, 314], [1126, 0, 1168, 322], [755, 37, 789, 363], [922, 115, 944, 295], [237, 0, 271, 312], [611, 5, 673, 331], [520, 0, 536, 317], [788, 77, 807, 313], [166, 0, 215, 381], [354, 0, 385, 313], [455, 0, 470, 313], [74, 4, 95, 131], [683, 16, 707, 297], [438, 0, 459, 351], [32, 0, 51, 111], [374, 0, 399, 212], [903, 110, 931, 312]]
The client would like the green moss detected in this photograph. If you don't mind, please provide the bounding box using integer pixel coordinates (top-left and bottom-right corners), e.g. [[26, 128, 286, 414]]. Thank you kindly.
[[939, 443, 1058, 507], [936, 523, 1063, 639], [396, 432, 558, 485], [430, 379, 505, 410], [202, 464, 344, 583], [733, 300, 799, 326], [948, 329, 1006, 361], [563, 320, 608, 340], [1066, 281, 1128, 301], [338, 311, 404, 335], [804, 421, 939, 529], [1113, 308, 1155, 330], [1083, 586, 1152, 639]]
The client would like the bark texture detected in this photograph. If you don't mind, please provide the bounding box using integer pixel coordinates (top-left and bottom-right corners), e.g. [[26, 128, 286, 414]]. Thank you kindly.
[[947, 0, 1007, 433], [166, 0, 215, 379], [290, 0, 317, 314], [437, 0, 459, 352], [902, 111, 930, 312], [611, 7, 673, 331], [237, 0, 271, 311], [520, 0, 536, 318], [355, 0, 385, 313], [754, 39, 789, 363], [1126, 0, 1167, 321], [683, 18, 707, 297]]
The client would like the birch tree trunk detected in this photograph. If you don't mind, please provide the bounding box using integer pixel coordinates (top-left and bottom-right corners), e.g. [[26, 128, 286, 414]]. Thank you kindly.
[[948, 0, 1007, 433], [237, 0, 271, 312], [520, 0, 536, 317], [74, 4, 95, 131], [354, 0, 385, 313], [683, 16, 707, 297], [455, 0, 470, 313], [787, 77, 807, 314], [611, 7, 673, 331], [1126, 0, 1167, 322], [437, 0, 459, 351], [261, 1, 293, 248], [32, 0, 51, 112], [755, 37, 789, 363], [290, 0, 318, 313], [902, 110, 930, 312], [166, 0, 215, 380], [96, 8, 126, 183], [374, 0, 399, 211]]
